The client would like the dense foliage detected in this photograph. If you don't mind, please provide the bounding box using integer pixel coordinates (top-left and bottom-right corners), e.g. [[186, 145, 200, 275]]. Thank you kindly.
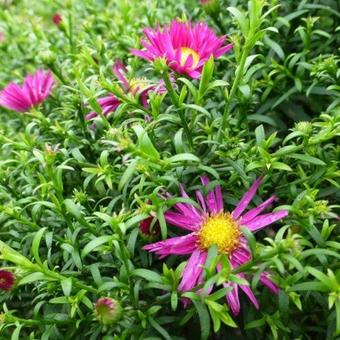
[[0, 0, 339, 339]]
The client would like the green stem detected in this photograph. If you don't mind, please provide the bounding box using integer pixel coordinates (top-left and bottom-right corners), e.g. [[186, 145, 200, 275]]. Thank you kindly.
[[218, 45, 250, 143], [162, 72, 193, 149]]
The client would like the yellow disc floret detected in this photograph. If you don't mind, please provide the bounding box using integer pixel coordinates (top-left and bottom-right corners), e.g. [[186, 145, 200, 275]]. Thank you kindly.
[[180, 47, 200, 68], [198, 212, 241, 254], [128, 77, 149, 94]]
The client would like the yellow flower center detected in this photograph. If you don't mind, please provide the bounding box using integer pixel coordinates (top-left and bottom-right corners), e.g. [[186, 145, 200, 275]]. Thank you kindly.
[[198, 212, 241, 254], [180, 47, 200, 68], [128, 78, 149, 94]]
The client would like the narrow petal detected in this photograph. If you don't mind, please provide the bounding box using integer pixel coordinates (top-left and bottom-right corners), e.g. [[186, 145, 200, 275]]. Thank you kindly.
[[143, 233, 198, 258], [244, 210, 288, 232], [164, 211, 201, 231], [178, 249, 207, 291], [238, 273, 259, 309], [225, 282, 240, 315], [232, 177, 263, 220], [240, 195, 276, 225], [260, 272, 279, 294], [214, 185, 224, 213], [200, 176, 218, 214], [231, 245, 251, 265]]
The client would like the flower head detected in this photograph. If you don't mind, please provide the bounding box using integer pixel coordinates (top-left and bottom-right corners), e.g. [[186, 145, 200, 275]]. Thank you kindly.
[[139, 217, 160, 240], [132, 20, 232, 79], [0, 32, 4, 43], [0, 270, 15, 291], [94, 297, 121, 325], [144, 177, 288, 315], [86, 60, 166, 120], [0, 70, 54, 112], [52, 13, 62, 26]]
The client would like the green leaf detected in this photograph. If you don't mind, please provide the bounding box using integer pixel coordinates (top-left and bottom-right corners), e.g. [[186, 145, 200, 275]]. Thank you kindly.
[[32, 227, 47, 266], [192, 300, 211, 340], [132, 269, 163, 283], [168, 153, 200, 164], [81, 236, 113, 258], [198, 55, 214, 101], [133, 125, 160, 160], [61, 278, 72, 297], [227, 7, 249, 36], [287, 153, 326, 166], [64, 199, 82, 220], [119, 159, 138, 190], [11, 325, 23, 340], [19, 272, 52, 285]]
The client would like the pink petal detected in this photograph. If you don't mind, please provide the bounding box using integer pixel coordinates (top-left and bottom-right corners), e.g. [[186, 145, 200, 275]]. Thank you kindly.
[[244, 210, 288, 232], [178, 249, 207, 292], [240, 195, 277, 225], [238, 273, 259, 309], [200, 176, 219, 214], [260, 272, 279, 294], [232, 177, 263, 220], [143, 233, 198, 258], [112, 60, 129, 90], [225, 282, 240, 315], [164, 211, 201, 231]]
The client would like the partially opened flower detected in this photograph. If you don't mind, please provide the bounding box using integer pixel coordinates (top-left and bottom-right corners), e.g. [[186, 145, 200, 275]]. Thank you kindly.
[[139, 217, 160, 240], [144, 177, 288, 315], [132, 19, 233, 78], [86, 60, 166, 120], [0, 69, 55, 112], [0, 270, 15, 291], [94, 297, 122, 325]]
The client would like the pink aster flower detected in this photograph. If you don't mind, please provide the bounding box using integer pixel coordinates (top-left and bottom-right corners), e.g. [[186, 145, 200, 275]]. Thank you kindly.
[[132, 19, 233, 79], [144, 177, 288, 315], [86, 60, 166, 120], [0, 32, 4, 43], [0, 69, 55, 112], [0, 270, 15, 291]]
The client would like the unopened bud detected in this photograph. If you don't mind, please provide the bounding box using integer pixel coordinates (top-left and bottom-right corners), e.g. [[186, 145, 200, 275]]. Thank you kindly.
[[95, 297, 122, 325]]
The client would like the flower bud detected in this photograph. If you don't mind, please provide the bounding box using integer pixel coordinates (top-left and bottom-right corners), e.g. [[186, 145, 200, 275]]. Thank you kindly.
[[52, 13, 62, 26], [95, 297, 121, 325], [0, 270, 15, 291], [139, 217, 160, 240], [294, 121, 312, 135], [200, 0, 220, 16]]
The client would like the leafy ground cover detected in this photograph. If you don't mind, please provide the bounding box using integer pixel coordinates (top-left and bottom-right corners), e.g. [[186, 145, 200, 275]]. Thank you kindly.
[[0, 0, 339, 339]]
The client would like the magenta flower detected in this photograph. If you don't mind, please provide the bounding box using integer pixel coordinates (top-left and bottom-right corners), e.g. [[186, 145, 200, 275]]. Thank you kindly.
[[144, 177, 288, 315], [132, 19, 233, 79], [86, 60, 166, 120], [0, 270, 15, 291], [0, 70, 55, 112]]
